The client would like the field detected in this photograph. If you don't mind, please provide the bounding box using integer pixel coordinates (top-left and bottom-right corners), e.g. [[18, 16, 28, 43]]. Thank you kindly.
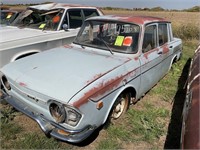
[[0, 9, 199, 149], [103, 9, 200, 41]]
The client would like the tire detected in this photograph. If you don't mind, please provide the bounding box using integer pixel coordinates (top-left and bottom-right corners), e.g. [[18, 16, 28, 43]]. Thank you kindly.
[[111, 92, 130, 120]]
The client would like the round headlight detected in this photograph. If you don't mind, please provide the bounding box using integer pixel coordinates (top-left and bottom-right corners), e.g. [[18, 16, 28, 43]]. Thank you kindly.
[[2, 75, 11, 90], [49, 102, 66, 123]]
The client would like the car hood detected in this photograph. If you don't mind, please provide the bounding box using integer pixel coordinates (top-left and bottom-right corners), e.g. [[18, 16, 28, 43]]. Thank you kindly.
[[2, 45, 130, 104], [0, 26, 78, 51], [0, 26, 54, 43]]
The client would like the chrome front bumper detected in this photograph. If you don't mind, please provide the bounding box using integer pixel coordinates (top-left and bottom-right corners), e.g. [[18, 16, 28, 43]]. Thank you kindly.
[[1, 90, 96, 143]]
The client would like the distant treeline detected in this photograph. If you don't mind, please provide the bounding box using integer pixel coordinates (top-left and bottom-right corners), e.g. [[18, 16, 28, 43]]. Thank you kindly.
[[1, 2, 200, 12], [102, 6, 200, 12]]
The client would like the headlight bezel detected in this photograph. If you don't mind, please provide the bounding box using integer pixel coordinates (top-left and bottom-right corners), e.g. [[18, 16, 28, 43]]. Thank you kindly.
[[48, 100, 82, 127], [1, 74, 11, 91], [49, 101, 66, 123]]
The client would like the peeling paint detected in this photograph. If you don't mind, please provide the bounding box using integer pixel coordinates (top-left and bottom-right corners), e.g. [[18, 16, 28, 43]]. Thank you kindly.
[[73, 75, 124, 108], [88, 15, 169, 26], [85, 59, 131, 85], [143, 48, 159, 59], [73, 65, 138, 108], [162, 44, 169, 54], [63, 44, 73, 49], [19, 82, 27, 87], [134, 57, 139, 61], [118, 16, 167, 25]]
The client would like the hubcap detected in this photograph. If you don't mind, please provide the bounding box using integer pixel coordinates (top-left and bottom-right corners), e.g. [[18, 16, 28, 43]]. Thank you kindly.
[[112, 97, 126, 119]]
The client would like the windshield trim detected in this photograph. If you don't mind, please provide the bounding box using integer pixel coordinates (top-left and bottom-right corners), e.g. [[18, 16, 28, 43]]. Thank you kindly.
[[74, 19, 141, 54]]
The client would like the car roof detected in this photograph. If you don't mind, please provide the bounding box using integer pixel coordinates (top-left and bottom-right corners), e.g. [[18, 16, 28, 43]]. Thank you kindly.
[[86, 15, 170, 25], [0, 6, 25, 12], [28, 3, 99, 10], [1, 9, 23, 13]]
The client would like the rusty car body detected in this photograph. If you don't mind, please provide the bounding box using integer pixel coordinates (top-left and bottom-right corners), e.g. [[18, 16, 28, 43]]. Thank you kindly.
[[0, 15, 182, 143], [0, 3, 103, 69], [180, 45, 200, 149]]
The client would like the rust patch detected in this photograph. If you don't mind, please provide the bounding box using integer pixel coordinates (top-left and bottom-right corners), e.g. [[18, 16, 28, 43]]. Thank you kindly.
[[143, 48, 159, 59], [134, 57, 139, 61], [72, 75, 124, 108], [162, 44, 169, 54], [183, 46, 200, 149], [86, 73, 104, 84], [19, 82, 27, 87], [184, 78, 200, 149], [85, 58, 131, 86], [63, 44, 73, 49], [121, 16, 168, 25], [73, 64, 138, 108]]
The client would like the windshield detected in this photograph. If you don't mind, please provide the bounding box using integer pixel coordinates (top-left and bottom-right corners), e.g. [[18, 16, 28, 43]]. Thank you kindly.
[[74, 20, 140, 54], [12, 8, 64, 31], [0, 11, 18, 25]]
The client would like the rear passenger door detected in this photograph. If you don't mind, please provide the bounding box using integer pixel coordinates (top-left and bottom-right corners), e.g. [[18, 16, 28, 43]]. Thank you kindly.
[[139, 24, 163, 95], [158, 23, 173, 75]]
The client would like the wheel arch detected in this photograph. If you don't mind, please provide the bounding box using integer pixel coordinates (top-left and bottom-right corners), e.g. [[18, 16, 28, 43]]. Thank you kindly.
[[168, 54, 178, 71], [11, 50, 41, 62], [102, 85, 137, 124]]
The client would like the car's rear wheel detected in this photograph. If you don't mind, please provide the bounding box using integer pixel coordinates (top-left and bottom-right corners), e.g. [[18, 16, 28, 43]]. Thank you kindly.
[[111, 92, 130, 119]]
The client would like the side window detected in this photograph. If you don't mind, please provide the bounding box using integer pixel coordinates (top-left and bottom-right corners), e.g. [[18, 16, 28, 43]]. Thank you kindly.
[[142, 25, 157, 53], [68, 9, 82, 29], [158, 24, 168, 46], [83, 9, 99, 19]]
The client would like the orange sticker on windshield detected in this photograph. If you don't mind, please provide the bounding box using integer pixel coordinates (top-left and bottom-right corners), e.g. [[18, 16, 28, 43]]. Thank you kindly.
[[53, 16, 60, 23], [123, 36, 133, 46]]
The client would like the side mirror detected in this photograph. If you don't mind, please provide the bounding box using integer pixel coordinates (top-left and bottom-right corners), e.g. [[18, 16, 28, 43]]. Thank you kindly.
[[62, 24, 68, 31]]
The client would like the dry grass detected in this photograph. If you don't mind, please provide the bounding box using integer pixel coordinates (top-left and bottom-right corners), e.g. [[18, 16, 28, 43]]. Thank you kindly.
[[103, 10, 200, 41], [103, 10, 199, 25]]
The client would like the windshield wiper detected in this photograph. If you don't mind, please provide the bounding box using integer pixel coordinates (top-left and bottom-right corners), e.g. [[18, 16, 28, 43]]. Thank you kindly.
[[94, 37, 114, 55]]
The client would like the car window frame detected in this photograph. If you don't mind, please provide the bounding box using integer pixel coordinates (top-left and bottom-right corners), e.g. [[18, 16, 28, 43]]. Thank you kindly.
[[74, 20, 141, 54], [158, 23, 169, 46], [59, 8, 100, 30], [82, 9, 100, 20], [142, 23, 158, 53]]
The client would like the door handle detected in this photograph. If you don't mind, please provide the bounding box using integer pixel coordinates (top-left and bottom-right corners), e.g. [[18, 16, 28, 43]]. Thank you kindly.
[[169, 46, 173, 49], [157, 51, 163, 55]]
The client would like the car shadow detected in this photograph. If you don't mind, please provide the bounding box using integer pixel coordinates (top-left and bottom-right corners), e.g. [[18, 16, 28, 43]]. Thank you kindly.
[[164, 58, 191, 149], [74, 126, 103, 147], [58, 125, 104, 147]]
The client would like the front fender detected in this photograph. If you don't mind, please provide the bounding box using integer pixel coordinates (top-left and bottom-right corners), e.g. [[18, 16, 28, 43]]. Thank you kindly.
[[102, 84, 137, 124]]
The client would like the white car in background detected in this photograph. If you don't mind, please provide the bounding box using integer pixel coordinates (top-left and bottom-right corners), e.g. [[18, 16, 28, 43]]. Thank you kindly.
[[0, 3, 103, 68]]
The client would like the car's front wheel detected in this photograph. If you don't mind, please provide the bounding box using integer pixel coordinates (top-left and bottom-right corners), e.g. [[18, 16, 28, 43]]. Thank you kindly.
[[111, 92, 130, 119]]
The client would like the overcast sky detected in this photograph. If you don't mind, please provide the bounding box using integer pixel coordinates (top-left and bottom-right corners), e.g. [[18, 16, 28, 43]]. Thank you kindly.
[[1, 0, 200, 10]]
